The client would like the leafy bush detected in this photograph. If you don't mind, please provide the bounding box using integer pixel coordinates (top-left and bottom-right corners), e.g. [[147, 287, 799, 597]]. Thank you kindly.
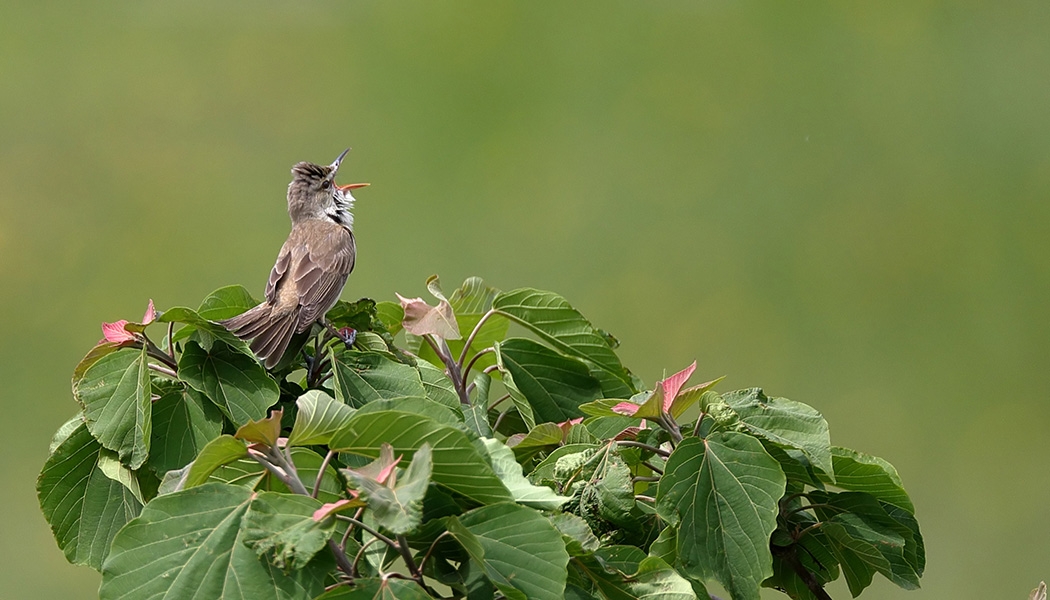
[[38, 276, 923, 600]]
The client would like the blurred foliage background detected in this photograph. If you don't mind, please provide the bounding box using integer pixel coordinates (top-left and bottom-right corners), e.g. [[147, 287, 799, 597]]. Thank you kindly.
[[2, 2, 1048, 598]]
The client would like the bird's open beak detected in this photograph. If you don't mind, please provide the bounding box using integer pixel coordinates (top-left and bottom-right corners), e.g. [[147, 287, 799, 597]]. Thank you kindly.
[[330, 148, 351, 171], [338, 182, 370, 191]]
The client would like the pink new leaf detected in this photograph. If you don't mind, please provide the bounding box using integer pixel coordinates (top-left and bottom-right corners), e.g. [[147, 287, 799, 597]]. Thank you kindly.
[[376, 455, 402, 485], [312, 497, 362, 522], [101, 320, 135, 344], [611, 402, 641, 416], [141, 299, 156, 325], [659, 361, 697, 411], [99, 299, 157, 344]]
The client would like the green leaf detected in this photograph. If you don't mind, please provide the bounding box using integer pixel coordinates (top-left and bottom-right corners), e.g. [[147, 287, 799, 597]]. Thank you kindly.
[[493, 288, 634, 397], [326, 298, 380, 332], [811, 491, 922, 593], [820, 446, 914, 512], [236, 407, 284, 446], [417, 360, 461, 410], [495, 338, 603, 424], [160, 305, 254, 355], [98, 449, 144, 504], [575, 445, 637, 527], [656, 433, 786, 600], [75, 345, 152, 470], [450, 502, 570, 600], [461, 400, 492, 439], [37, 424, 143, 570], [718, 389, 834, 478], [668, 377, 724, 419], [148, 383, 224, 474], [330, 349, 427, 408], [628, 556, 700, 600], [184, 435, 249, 488], [354, 397, 464, 429], [346, 443, 433, 534], [49, 413, 85, 454], [510, 422, 564, 455], [315, 578, 432, 599], [480, 438, 571, 510], [197, 284, 259, 321], [549, 513, 600, 556], [100, 483, 327, 600], [375, 301, 405, 336], [288, 390, 355, 447], [242, 491, 334, 571], [528, 443, 599, 487], [331, 410, 511, 505], [179, 340, 280, 425]]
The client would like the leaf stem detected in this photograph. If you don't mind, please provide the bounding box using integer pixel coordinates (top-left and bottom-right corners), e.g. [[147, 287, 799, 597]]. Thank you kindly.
[[336, 515, 398, 552], [457, 309, 497, 368], [691, 412, 706, 438], [166, 321, 175, 359], [148, 363, 177, 378], [313, 450, 336, 499], [461, 347, 495, 383], [418, 531, 452, 575], [396, 533, 424, 585], [642, 461, 664, 475], [657, 412, 684, 445], [616, 440, 671, 458], [247, 448, 356, 580], [424, 335, 471, 405]]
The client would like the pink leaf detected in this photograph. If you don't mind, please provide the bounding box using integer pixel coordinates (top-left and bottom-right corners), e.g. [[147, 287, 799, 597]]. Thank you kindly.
[[659, 360, 697, 411], [101, 320, 135, 344], [611, 402, 641, 416], [141, 299, 156, 325], [376, 455, 402, 485], [556, 417, 584, 435], [313, 499, 352, 522]]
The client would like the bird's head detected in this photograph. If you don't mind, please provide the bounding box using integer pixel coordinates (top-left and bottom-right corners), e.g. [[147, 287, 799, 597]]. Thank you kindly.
[[287, 148, 369, 227]]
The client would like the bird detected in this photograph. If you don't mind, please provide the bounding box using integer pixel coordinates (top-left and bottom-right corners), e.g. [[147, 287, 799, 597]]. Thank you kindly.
[[220, 148, 368, 368]]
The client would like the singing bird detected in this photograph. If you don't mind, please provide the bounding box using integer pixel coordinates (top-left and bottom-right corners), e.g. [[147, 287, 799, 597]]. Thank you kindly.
[[220, 149, 368, 368]]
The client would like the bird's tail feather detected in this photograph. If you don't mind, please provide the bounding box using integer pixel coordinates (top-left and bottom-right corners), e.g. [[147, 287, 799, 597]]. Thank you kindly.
[[219, 303, 300, 369]]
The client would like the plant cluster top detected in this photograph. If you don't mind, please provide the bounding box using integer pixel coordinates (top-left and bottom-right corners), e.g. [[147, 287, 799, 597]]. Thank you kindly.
[[38, 276, 923, 600]]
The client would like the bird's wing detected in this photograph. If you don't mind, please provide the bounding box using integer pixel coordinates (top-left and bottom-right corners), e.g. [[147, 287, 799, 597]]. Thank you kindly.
[[265, 240, 293, 304], [290, 223, 356, 329]]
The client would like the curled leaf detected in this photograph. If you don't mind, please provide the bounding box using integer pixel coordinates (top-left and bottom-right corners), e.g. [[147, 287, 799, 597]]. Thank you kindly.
[[396, 293, 462, 340]]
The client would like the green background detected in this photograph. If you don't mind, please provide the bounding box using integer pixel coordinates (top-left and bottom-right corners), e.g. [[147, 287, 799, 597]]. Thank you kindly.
[[3, 2, 1047, 598]]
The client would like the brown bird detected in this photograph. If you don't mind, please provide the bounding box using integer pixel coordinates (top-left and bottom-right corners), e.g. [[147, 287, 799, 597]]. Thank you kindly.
[[220, 149, 368, 368]]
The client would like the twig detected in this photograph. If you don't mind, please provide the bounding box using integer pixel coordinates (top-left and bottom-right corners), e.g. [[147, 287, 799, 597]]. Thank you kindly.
[[616, 440, 671, 458], [632, 476, 660, 483], [642, 461, 664, 475], [635, 495, 656, 503], [396, 533, 424, 583]]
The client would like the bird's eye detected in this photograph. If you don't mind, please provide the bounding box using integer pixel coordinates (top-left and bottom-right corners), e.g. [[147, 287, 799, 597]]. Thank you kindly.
[[321, 180, 331, 189]]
